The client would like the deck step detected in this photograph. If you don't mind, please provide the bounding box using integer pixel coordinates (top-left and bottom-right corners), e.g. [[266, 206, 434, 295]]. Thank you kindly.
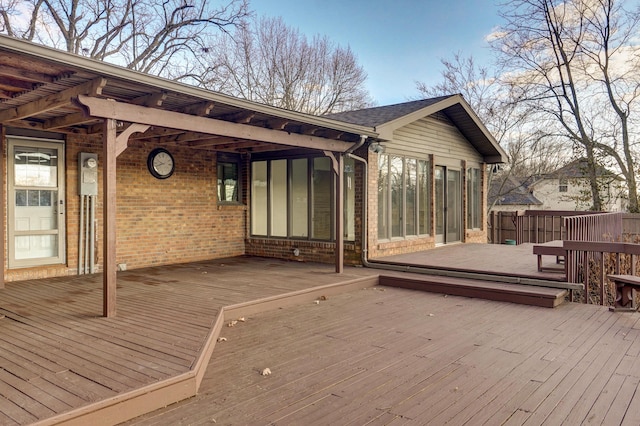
[[379, 273, 568, 308]]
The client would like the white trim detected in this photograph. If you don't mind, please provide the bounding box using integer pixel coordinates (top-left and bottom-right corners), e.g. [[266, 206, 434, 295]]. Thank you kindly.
[[7, 137, 66, 268]]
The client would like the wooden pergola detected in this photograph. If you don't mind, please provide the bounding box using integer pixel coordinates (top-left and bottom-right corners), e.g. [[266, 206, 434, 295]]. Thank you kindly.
[[0, 36, 377, 317]]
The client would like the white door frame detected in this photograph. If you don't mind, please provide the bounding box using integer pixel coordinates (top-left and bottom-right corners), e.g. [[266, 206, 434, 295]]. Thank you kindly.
[[7, 137, 66, 268]]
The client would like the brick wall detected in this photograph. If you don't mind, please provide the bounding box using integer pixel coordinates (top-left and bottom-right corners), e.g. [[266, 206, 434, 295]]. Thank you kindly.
[[246, 238, 358, 265], [113, 141, 245, 269], [5, 134, 246, 282]]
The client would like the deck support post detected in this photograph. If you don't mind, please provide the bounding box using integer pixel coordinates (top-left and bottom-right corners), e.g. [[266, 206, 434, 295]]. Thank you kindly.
[[335, 154, 344, 274], [324, 150, 344, 273], [103, 118, 117, 317], [0, 125, 4, 289]]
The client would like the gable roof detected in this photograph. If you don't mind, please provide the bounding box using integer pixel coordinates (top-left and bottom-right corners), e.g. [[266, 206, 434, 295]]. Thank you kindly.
[[544, 158, 618, 180], [325, 97, 451, 127], [489, 174, 542, 207], [327, 95, 507, 164]]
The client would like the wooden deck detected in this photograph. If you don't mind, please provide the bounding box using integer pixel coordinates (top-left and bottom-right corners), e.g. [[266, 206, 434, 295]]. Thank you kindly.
[[0, 245, 622, 425], [0, 257, 378, 425], [126, 285, 640, 425], [376, 242, 567, 281]]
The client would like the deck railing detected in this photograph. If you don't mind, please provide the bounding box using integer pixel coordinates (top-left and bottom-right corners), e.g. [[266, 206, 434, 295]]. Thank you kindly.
[[564, 240, 640, 306], [514, 210, 595, 244], [563, 212, 624, 306], [562, 213, 640, 306], [564, 211, 624, 243]]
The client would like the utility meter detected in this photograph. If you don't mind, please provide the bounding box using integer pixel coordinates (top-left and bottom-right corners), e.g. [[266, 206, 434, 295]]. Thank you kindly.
[[79, 152, 98, 195]]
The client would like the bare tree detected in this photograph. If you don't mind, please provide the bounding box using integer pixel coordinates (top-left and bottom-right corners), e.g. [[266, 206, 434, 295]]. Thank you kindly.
[[492, 0, 640, 211], [199, 16, 373, 115], [0, 0, 250, 78], [416, 53, 566, 211]]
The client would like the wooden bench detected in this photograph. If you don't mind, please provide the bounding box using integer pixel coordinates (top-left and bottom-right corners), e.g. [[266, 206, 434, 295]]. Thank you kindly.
[[608, 274, 640, 311], [533, 240, 566, 274]]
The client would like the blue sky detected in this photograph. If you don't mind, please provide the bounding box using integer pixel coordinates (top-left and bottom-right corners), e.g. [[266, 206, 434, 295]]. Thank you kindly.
[[252, 0, 504, 106]]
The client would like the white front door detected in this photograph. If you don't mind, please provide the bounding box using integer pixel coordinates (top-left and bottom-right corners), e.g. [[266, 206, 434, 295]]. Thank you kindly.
[[8, 138, 66, 268]]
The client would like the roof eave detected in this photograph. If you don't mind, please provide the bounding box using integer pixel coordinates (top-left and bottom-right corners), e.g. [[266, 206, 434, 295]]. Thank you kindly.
[[375, 94, 507, 164], [0, 35, 377, 139], [375, 95, 462, 136]]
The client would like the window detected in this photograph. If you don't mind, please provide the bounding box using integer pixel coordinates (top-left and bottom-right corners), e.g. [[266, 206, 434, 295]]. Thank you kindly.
[[390, 156, 403, 237], [559, 179, 568, 192], [291, 158, 308, 237], [467, 167, 482, 229], [250, 156, 355, 241], [378, 154, 431, 239], [217, 153, 241, 203], [251, 161, 268, 234], [344, 159, 356, 241], [270, 159, 288, 236], [405, 159, 417, 235], [378, 155, 389, 239], [418, 160, 431, 234]]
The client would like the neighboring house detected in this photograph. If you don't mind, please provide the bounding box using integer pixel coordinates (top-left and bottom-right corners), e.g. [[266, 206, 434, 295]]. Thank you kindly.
[[488, 175, 542, 212], [489, 159, 626, 212], [0, 36, 506, 312]]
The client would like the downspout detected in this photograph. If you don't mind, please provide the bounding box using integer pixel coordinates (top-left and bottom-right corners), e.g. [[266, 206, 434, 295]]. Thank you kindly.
[[346, 152, 371, 267], [349, 145, 562, 288], [345, 135, 367, 155]]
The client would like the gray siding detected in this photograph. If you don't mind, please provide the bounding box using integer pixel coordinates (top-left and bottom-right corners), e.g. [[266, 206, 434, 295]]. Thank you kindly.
[[386, 115, 484, 162]]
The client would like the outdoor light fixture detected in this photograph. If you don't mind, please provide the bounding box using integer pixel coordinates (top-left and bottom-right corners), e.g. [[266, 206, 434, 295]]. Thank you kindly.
[[368, 142, 385, 154]]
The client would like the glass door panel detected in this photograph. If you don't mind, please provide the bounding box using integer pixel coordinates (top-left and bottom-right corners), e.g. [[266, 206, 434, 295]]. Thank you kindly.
[[435, 166, 445, 244], [435, 166, 462, 244], [446, 169, 461, 242]]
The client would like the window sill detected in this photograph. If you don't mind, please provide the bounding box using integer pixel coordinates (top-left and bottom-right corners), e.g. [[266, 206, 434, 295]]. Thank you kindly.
[[217, 203, 247, 211]]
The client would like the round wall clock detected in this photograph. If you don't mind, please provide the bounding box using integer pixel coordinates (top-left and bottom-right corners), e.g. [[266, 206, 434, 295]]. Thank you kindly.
[[147, 148, 175, 179]]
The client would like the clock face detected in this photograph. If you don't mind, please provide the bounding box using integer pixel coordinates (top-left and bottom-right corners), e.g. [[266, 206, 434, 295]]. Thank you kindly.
[[147, 148, 175, 179]]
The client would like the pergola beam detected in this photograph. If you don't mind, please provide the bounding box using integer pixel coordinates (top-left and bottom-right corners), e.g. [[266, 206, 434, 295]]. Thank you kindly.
[[0, 78, 107, 123], [0, 64, 56, 83], [75, 95, 357, 153], [44, 111, 97, 130]]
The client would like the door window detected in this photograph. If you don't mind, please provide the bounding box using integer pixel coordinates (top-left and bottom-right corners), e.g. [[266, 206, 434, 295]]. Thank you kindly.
[[435, 166, 462, 244]]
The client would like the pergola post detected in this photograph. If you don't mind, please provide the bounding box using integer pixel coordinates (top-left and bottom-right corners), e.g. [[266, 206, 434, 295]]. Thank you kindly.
[[0, 125, 4, 289], [103, 118, 117, 317], [335, 154, 344, 274]]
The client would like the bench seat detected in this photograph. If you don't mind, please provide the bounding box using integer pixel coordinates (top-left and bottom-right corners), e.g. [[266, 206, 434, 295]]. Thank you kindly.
[[608, 274, 640, 311], [533, 240, 566, 274]]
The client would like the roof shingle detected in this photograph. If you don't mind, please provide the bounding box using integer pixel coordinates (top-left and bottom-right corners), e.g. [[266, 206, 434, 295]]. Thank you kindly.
[[324, 96, 453, 127]]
